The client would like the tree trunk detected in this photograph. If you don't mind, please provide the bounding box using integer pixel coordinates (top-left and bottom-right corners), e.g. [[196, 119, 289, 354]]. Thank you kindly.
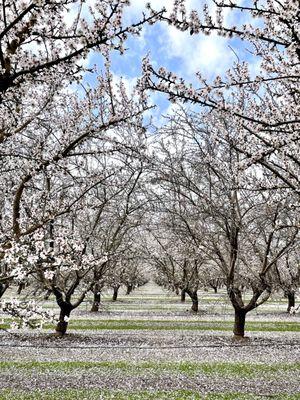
[[17, 282, 25, 295], [181, 289, 186, 302], [187, 290, 198, 312], [191, 295, 198, 312], [91, 285, 101, 312], [209, 283, 218, 293], [55, 304, 72, 336], [126, 284, 133, 295], [0, 283, 8, 299], [233, 308, 246, 337], [112, 286, 120, 302], [286, 290, 295, 313]]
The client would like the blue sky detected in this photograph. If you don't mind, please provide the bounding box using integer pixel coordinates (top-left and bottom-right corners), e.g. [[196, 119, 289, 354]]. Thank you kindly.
[[81, 0, 259, 126]]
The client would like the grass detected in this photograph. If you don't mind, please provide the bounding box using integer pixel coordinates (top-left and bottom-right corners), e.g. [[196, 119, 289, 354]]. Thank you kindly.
[[0, 286, 298, 399], [0, 390, 299, 400], [47, 319, 300, 332], [0, 360, 298, 379], [1, 318, 299, 332]]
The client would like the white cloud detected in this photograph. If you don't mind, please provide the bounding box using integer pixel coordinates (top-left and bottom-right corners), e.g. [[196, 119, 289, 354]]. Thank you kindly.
[[162, 25, 233, 77], [145, 0, 247, 78]]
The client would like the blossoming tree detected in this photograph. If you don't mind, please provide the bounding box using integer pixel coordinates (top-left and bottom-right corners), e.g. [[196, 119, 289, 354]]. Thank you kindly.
[[0, 0, 163, 325], [151, 110, 299, 336], [142, 0, 300, 195]]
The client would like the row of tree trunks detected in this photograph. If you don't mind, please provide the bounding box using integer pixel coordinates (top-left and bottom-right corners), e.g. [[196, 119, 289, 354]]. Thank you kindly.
[[53, 283, 294, 338], [91, 284, 122, 310]]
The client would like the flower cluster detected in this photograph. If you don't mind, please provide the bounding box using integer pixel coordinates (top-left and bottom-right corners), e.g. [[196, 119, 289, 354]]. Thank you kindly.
[[0, 298, 54, 329]]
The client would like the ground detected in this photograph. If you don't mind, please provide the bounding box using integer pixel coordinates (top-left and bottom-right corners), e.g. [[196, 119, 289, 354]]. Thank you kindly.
[[0, 283, 299, 399]]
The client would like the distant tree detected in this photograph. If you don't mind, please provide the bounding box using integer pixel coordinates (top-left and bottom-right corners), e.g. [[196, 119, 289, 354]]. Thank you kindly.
[[88, 159, 146, 311], [148, 226, 205, 313], [271, 250, 300, 313]]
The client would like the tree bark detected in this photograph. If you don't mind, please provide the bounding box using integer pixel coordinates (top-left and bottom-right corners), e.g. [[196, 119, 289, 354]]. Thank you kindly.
[[55, 303, 73, 336], [0, 283, 8, 299], [233, 308, 246, 337], [112, 286, 120, 302], [285, 290, 295, 313], [187, 290, 198, 312], [17, 282, 25, 295], [191, 295, 198, 312], [181, 289, 186, 302], [126, 284, 133, 295], [90, 284, 101, 312]]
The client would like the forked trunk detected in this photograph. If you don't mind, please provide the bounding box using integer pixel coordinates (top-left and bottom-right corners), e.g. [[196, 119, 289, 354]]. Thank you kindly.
[[233, 308, 246, 337]]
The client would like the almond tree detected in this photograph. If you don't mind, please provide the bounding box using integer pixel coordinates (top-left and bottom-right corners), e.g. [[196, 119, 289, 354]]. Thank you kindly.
[[88, 159, 147, 312], [153, 111, 299, 337], [147, 218, 205, 312], [122, 255, 149, 296], [33, 150, 146, 335], [0, 1, 169, 326], [0, 70, 147, 270], [143, 0, 300, 195], [271, 249, 300, 313], [35, 220, 103, 336], [0, 67, 150, 331], [0, 0, 164, 143], [105, 233, 149, 301]]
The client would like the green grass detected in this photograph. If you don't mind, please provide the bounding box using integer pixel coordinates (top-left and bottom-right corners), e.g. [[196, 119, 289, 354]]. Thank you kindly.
[[1, 318, 299, 332], [0, 360, 298, 378], [56, 318, 300, 332], [0, 390, 299, 400]]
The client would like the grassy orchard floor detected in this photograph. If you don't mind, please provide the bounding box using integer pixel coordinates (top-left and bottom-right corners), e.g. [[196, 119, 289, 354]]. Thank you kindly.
[[0, 283, 299, 399]]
